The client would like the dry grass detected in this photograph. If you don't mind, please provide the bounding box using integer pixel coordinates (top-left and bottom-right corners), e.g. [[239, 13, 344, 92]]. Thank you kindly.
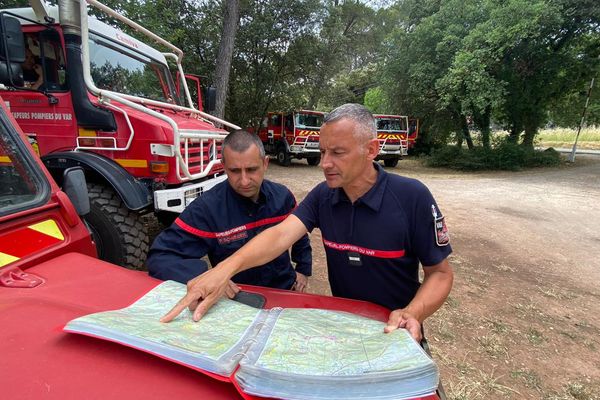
[[536, 127, 600, 150], [426, 251, 600, 400]]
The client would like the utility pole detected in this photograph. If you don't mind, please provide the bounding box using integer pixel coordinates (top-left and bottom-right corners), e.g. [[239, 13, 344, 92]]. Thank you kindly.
[[569, 76, 596, 163]]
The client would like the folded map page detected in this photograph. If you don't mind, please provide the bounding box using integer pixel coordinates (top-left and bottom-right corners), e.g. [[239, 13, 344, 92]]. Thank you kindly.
[[65, 281, 439, 400], [254, 308, 431, 374], [64, 280, 264, 376], [236, 308, 438, 399]]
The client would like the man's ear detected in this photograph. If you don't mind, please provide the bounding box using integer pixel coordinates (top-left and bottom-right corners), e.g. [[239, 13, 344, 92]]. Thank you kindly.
[[366, 138, 379, 160], [263, 156, 269, 169]]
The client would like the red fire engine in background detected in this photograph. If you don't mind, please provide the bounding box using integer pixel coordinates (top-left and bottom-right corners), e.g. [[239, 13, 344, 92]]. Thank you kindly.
[[408, 117, 420, 148], [0, 0, 239, 269], [373, 114, 411, 168], [257, 110, 325, 166]]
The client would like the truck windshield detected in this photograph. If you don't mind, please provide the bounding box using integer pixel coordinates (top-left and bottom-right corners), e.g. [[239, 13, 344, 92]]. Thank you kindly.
[[0, 114, 48, 217], [377, 118, 407, 132], [295, 113, 323, 129], [89, 33, 179, 105]]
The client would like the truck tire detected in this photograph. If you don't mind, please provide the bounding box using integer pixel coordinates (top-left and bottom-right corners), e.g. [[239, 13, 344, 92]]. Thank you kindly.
[[384, 158, 399, 168], [85, 183, 149, 270], [277, 147, 291, 166], [307, 156, 320, 166]]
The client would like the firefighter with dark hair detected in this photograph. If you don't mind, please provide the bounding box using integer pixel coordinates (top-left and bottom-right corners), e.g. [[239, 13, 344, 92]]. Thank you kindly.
[[147, 130, 312, 293]]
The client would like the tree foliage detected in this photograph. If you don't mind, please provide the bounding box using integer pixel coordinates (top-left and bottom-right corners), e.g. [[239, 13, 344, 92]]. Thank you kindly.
[[381, 0, 600, 151], [3, 0, 598, 156]]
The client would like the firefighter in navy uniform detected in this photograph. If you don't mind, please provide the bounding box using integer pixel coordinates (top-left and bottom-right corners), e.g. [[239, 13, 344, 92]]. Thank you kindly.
[[146, 130, 312, 292], [161, 105, 453, 347]]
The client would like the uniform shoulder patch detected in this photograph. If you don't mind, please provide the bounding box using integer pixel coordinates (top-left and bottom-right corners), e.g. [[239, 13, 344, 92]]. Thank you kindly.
[[431, 204, 450, 246]]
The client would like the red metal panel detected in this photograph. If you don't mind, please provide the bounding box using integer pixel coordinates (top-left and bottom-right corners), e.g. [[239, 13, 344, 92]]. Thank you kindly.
[[0, 225, 62, 258]]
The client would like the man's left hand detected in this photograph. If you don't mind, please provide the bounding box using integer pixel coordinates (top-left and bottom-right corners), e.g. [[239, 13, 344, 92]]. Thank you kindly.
[[384, 309, 422, 342], [292, 272, 308, 292]]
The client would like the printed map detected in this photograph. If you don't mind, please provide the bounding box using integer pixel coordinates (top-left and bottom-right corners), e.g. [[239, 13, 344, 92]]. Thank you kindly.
[[71, 281, 260, 360], [254, 308, 431, 376]]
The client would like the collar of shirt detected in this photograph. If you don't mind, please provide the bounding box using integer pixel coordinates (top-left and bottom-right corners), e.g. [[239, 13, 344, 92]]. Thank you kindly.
[[331, 162, 388, 211], [225, 180, 268, 213]]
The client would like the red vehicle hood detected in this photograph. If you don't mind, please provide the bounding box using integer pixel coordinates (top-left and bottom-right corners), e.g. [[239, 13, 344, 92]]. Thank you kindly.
[[1, 253, 436, 400], [0, 253, 240, 399]]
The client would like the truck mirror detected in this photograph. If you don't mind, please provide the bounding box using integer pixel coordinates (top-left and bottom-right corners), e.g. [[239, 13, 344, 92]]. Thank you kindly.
[[203, 86, 216, 113], [0, 15, 25, 86], [62, 167, 90, 216], [0, 15, 26, 63], [0, 62, 23, 86]]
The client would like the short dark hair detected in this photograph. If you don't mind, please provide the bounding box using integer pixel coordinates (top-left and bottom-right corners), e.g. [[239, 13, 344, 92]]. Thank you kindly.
[[323, 103, 376, 141], [221, 129, 266, 163]]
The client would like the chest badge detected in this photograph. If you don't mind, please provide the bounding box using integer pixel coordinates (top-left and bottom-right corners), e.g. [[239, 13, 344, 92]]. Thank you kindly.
[[347, 251, 363, 266]]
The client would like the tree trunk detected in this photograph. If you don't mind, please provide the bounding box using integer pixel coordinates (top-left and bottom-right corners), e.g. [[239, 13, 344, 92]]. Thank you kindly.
[[213, 0, 240, 121], [474, 107, 491, 150], [522, 123, 537, 149], [460, 115, 474, 150], [508, 126, 520, 143], [456, 132, 463, 148]]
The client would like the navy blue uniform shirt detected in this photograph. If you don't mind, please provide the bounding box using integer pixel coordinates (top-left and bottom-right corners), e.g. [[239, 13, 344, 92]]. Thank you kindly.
[[147, 179, 312, 289], [293, 162, 451, 310]]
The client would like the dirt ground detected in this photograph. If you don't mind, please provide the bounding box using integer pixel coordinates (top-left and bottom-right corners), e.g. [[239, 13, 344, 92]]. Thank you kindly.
[[146, 154, 600, 400], [262, 155, 600, 400]]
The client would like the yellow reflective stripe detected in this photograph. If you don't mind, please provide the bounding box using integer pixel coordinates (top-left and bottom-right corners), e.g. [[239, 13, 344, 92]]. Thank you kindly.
[[0, 252, 19, 268], [0, 156, 11, 163], [115, 159, 148, 168], [29, 220, 64, 241]]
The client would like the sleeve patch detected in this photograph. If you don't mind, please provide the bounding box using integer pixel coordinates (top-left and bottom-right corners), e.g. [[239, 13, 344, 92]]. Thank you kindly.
[[432, 204, 450, 246]]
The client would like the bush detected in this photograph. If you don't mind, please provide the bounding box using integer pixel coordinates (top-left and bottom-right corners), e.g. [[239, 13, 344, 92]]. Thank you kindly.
[[425, 140, 562, 171]]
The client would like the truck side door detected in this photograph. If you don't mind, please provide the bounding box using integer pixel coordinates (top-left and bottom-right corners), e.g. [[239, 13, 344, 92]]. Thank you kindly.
[[0, 98, 95, 277]]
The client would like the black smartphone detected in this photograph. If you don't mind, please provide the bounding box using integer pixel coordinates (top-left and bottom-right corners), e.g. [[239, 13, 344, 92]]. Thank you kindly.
[[232, 291, 266, 309]]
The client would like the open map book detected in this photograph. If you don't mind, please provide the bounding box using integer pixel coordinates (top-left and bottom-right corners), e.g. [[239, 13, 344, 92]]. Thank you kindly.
[[64, 281, 438, 400]]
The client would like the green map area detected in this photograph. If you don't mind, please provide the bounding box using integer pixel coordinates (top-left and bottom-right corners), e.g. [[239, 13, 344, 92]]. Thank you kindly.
[[254, 308, 431, 376], [72, 281, 260, 360]]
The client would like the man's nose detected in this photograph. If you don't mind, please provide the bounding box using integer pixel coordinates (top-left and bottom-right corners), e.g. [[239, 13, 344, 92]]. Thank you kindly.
[[240, 170, 250, 184], [320, 152, 331, 168]]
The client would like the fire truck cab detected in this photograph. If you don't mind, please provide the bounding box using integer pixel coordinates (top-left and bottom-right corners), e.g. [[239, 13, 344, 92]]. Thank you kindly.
[[373, 114, 410, 168], [257, 110, 324, 166], [0, 0, 239, 269]]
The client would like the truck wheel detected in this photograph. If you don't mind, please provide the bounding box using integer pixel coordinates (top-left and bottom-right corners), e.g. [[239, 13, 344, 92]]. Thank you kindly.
[[277, 148, 291, 166], [384, 158, 399, 168], [307, 156, 320, 166], [85, 183, 149, 270]]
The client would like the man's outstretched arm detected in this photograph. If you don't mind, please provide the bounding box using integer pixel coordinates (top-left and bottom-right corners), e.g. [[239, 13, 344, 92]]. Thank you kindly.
[[161, 214, 309, 322]]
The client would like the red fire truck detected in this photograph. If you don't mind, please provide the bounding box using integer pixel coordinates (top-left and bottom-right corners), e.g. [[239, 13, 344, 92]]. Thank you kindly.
[[0, 95, 440, 400], [0, 0, 239, 269], [257, 110, 325, 166], [408, 117, 420, 148], [373, 114, 410, 168]]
